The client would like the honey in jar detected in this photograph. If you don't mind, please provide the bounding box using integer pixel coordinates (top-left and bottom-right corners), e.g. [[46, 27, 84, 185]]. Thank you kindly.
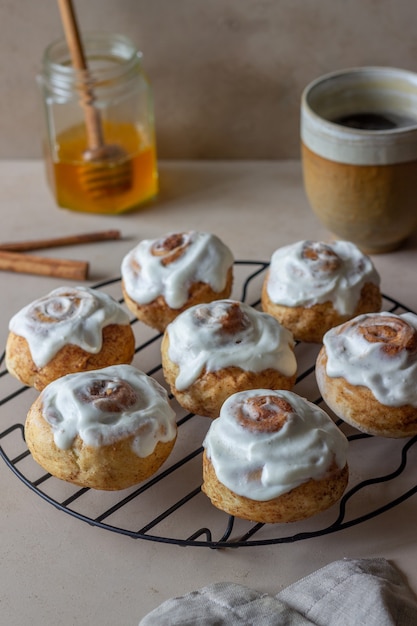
[[39, 33, 158, 214]]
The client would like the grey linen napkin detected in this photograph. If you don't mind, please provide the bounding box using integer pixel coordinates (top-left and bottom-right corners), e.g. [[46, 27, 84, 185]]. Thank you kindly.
[[139, 558, 417, 625]]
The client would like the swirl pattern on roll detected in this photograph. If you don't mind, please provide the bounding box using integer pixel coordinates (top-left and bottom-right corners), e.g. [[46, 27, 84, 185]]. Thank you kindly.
[[8, 286, 131, 367], [165, 299, 297, 390], [265, 240, 380, 314], [203, 389, 348, 501], [121, 231, 234, 308], [40, 365, 177, 456], [323, 312, 417, 406]]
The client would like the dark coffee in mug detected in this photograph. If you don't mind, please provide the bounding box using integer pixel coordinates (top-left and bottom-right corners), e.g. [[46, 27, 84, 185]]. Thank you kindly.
[[332, 111, 417, 131]]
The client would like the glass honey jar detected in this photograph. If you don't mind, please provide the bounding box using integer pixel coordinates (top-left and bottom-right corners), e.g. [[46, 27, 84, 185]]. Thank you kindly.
[[38, 32, 158, 214]]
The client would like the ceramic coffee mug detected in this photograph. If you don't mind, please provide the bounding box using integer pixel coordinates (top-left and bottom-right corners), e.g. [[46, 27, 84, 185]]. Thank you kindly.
[[301, 66, 417, 253]]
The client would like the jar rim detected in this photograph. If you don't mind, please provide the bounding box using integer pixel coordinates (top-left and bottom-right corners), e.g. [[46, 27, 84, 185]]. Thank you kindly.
[[41, 31, 143, 88]]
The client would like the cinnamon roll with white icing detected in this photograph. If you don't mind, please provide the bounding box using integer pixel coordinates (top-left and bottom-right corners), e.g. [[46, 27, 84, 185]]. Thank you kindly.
[[25, 364, 177, 490], [261, 240, 381, 343], [202, 389, 349, 523], [316, 312, 417, 437], [161, 299, 297, 418], [121, 231, 234, 332], [6, 286, 135, 391]]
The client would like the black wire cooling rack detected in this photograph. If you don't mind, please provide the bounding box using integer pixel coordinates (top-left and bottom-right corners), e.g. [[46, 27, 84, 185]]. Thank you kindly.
[[1, 260, 417, 548]]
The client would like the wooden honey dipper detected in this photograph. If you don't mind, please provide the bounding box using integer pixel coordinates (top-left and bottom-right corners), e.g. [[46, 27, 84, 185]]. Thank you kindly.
[[57, 0, 132, 198]]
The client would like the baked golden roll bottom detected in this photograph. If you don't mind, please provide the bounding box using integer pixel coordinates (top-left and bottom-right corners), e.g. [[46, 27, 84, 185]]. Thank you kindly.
[[316, 312, 417, 437], [122, 269, 233, 333], [121, 231, 234, 332], [261, 240, 382, 343], [203, 452, 349, 523], [7, 323, 135, 391], [262, 280, 382, 344], [25, 365, 177, 490], [161, 300, 297, 418], [202, 389, 349, 523], [162, 351, 296, 419], [6, 286, 135, 391]]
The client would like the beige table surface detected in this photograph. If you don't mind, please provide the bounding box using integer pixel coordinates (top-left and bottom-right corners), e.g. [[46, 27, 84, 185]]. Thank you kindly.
[[1, 159, 417, 625]]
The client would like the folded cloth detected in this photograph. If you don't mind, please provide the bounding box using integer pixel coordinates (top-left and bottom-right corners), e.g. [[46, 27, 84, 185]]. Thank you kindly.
[[139, 558, 417, 625]]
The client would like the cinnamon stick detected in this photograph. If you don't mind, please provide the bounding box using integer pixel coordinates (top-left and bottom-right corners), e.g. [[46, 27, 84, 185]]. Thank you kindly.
[[0, 250, 89, 280], [0, 229, 121, 252]]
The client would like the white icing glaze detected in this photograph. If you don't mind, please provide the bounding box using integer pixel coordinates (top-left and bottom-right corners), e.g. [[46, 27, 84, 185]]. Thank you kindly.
[[166, 299, 297, 391], [203, 389, 348, 501], [40, 365, 177, 457], [8, 286, 130, 368], [266, 240, 380, 315], [322, 311, 417, 407], [121, 231, 234, 309]]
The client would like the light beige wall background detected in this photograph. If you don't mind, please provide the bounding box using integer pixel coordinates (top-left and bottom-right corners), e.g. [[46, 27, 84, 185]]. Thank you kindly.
[[1, 0, 417, 160]]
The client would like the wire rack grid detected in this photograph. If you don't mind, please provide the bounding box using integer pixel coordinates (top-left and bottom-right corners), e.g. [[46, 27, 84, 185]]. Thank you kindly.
[[1, 260, 417, 548]]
